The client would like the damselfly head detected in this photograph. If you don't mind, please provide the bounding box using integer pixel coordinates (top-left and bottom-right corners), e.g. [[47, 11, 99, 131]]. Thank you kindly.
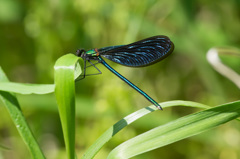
[[76, 49, 86, 57]]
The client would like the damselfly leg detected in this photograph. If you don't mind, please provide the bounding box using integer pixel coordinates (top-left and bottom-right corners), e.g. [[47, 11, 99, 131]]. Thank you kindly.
[[76, 60, 102, 81]]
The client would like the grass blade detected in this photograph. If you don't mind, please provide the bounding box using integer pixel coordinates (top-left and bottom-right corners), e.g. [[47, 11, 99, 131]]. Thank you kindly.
[[0, 67, 45, 159], [0, 82, 54, 94], [108, 101, 240, 159], [54, 53, 81, 159], [82, 101, 209, 159]]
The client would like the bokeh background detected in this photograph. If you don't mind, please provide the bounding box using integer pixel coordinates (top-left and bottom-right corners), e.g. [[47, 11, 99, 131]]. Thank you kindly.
[[0, 0, 240, 158]]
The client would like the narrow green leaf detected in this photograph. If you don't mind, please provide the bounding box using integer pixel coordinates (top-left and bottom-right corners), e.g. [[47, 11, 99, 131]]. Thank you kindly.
[[0, 56, 82, 95], [0, 67, 45, 159], [0, 82, 54, 94], [82, 101, 209, 159], [108, 101, 240, 159], [54, 54, 81, 159]]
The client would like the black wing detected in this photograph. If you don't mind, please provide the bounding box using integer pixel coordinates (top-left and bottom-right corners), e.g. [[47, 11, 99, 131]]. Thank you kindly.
[[98, 35, 174, 67]]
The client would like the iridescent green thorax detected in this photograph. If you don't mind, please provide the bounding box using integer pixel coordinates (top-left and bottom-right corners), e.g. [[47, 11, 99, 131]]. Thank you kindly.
[[86, 49, 98, 56]]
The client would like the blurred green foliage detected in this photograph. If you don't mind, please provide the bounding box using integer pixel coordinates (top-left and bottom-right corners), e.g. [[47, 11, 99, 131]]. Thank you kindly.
[[0, 0, 239, 158]]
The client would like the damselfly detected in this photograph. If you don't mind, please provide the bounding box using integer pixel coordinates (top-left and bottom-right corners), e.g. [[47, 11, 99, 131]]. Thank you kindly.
[[76, 35, 174, 110]]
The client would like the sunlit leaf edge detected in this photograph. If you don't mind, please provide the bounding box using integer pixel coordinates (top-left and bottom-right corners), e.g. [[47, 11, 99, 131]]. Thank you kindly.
[[108, 100, 240, 159]]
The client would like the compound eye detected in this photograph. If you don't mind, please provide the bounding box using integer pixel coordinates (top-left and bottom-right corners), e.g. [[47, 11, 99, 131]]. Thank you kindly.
[[76, 49, 85, 57]]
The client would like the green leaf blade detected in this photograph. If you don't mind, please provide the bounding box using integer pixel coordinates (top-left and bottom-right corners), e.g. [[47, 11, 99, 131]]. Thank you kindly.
[[108, 101, 240, 159], [0, 67, 46, 159], [0, 82, 55, 94], [54, 53, 81, 159], [82, 101, 209, 159]]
